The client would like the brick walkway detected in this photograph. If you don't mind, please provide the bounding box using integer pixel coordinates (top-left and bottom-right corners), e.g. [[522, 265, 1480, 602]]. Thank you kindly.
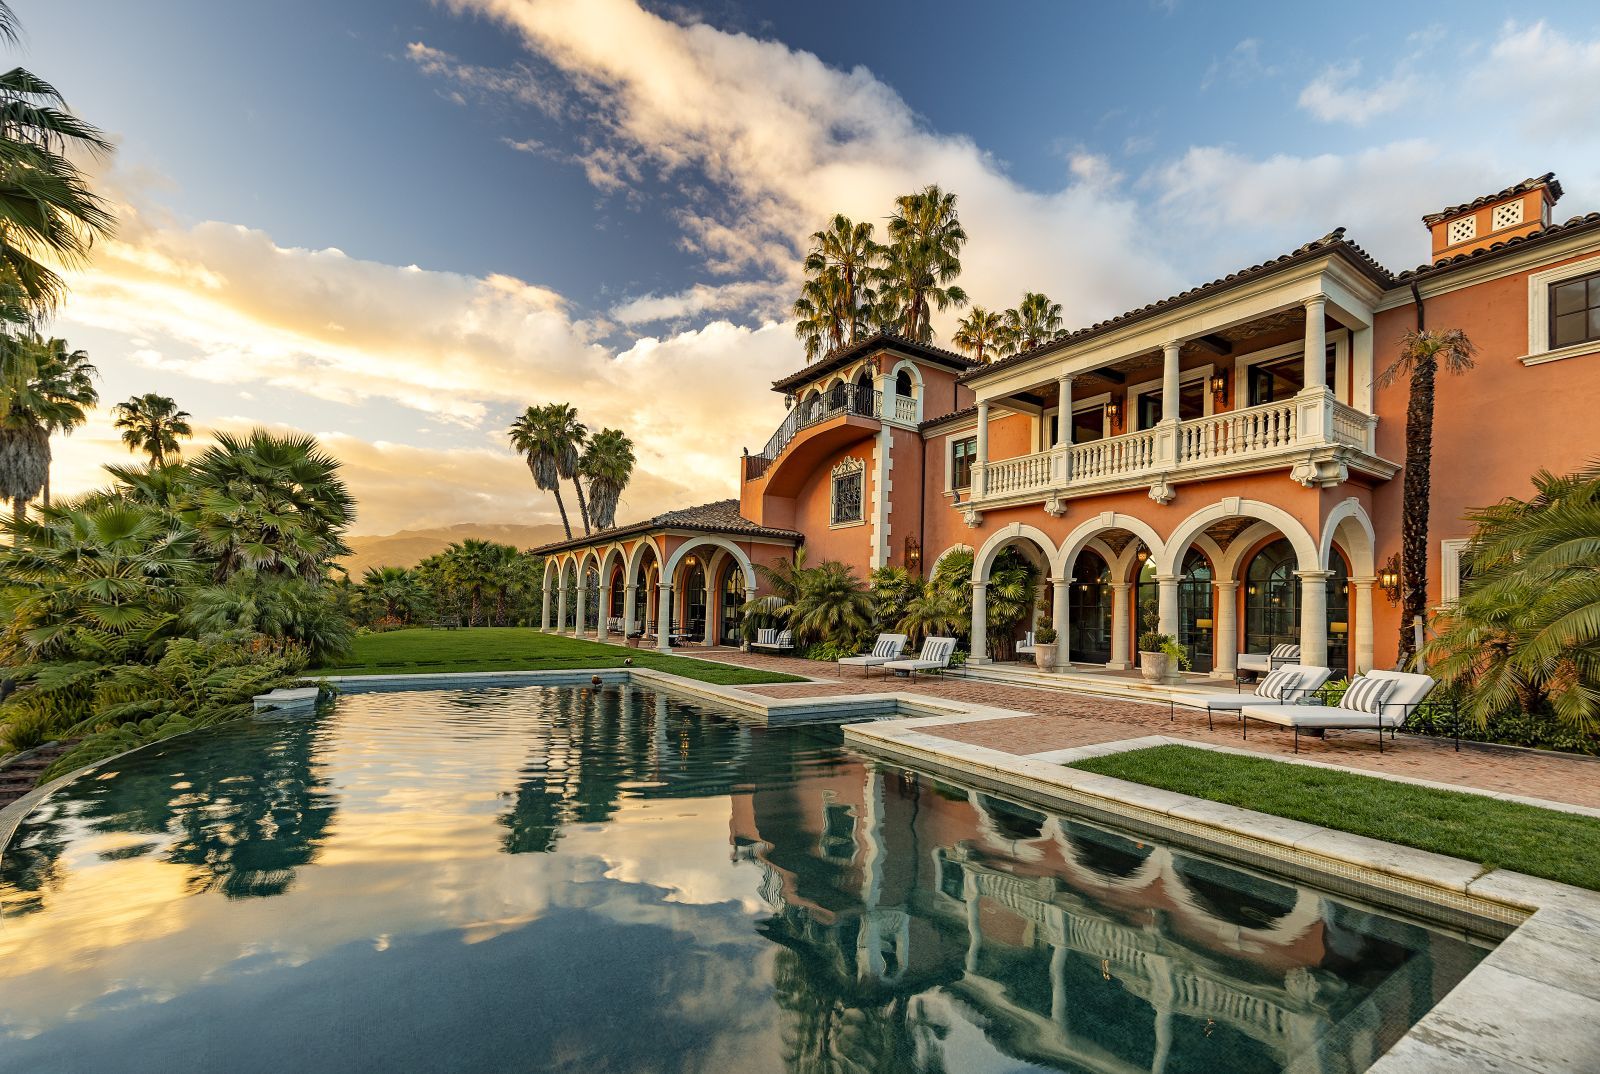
[[677, 645, 1600, 810]]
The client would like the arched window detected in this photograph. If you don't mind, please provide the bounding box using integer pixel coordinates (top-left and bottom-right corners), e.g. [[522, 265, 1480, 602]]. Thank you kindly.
[[608, 567, 624, 629], [853, 371, 873, 415], [682, 558, 707, 641], [582, 566, 600, 630], [720, 564, 745, 645], [1326, 550, 1351, 675], [895, 368, 913, 397], [1069, 551, 1112, 665], [1178, 548, 1214, 673], [1244, 539, 1298, 656]]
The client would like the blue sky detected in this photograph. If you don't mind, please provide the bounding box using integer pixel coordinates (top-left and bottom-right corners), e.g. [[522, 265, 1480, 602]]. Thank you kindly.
[[26, 0, 1600, 532]]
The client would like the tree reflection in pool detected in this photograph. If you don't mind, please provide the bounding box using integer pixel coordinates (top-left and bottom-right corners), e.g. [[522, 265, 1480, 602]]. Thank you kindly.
[[0, 684, 1487, 1073]]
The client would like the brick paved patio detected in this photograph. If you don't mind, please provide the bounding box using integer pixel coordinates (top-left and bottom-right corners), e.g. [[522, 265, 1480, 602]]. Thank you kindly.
[[672, 644, 1600, 810]]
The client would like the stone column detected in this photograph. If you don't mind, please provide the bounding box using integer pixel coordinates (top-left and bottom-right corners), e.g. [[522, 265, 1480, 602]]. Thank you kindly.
[[974, 399, 990, 495], [656, 584, 674, 653], [702, 573, 717, 647], [622, 584, 638, 639], [1352, 576, 1376, 673], [574, 576, 588, 638], [1156, 574, 1180, 638], [1213, 581, 1239, 679], [1161, 341, 1182, 418], [596, 585, 610, 642], [1056, 374, 1073, 448], [540, 581, 552, 631], [555, 579, 568, 636], [969, 580, 988, 665], [1297, 569, 1333, 670], [1051, 577, 1071, 671], [1108, 582, 1132, 670], [1303, 294, 1328, 393]]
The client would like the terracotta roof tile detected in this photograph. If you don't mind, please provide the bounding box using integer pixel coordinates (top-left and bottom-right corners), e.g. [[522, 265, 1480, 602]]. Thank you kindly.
[[1421, 173, 1562, 225], [531, 499, 801, 556], [1395, 212, 1600, 281], [771, 330, 977, 394]]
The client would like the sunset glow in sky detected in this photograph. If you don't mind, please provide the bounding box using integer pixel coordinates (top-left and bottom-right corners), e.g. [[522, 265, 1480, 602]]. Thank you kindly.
[[27, 0, 1600, 533]]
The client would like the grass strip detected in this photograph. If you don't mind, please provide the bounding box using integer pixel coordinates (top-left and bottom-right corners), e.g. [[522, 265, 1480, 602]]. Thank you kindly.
[[1069, 744, 1600, 892], [318, 626, 806, 686]]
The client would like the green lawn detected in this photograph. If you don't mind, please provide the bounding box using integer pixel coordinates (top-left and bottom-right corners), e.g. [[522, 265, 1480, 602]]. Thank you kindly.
[[1069, 744, 1600, 892], [317, 627, 807, 686]]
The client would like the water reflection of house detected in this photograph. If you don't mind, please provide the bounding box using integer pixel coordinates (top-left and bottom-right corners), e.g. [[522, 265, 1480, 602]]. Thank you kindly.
[[731, 762, 1476, 1074]]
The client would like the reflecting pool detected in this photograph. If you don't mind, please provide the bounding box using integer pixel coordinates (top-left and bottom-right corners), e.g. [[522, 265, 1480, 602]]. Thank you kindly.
[[0, 685, 1487, 1073]]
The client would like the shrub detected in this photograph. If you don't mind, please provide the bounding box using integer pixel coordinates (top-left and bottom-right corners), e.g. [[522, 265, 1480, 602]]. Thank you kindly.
[[1035, 625, 1058, 644], [800, 640, 858, 662], [1, 709, 66, 753]]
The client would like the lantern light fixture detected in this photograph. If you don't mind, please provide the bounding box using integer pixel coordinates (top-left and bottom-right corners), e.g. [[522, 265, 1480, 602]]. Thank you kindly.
[[1379, 554, 1402, 605]]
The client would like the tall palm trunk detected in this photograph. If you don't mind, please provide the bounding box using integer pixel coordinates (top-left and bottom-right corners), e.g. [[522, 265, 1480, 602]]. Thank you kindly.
[[573, 475, 592, 537], [41, 467, 48, 507], [551, 484, 573, 541], [1398, 353, 1436, 665]]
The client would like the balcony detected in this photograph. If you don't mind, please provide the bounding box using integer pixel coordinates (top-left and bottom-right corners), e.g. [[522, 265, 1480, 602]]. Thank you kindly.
[[744, 383, 881, 483], [962, 395, 1389, 520]]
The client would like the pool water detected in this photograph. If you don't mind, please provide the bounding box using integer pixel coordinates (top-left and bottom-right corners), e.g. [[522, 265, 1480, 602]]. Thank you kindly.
[[0, 685, 1486, 1073]]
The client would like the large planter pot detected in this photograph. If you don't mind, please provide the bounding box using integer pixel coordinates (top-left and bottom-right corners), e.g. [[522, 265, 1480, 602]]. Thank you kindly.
[[1139, 650, 1171, 683], [1033, 643, 1058, 671]]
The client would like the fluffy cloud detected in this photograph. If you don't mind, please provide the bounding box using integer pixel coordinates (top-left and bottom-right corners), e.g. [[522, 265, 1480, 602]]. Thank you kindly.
[[1297, 61, 1418, 125]]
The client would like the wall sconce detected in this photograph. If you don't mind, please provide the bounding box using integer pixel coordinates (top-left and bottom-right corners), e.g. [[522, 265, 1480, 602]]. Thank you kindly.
[[1135, 545, 1149, 565], [1379, 553, 1401, 605], [904, 535, 923, 576], [1210, 371, 1229, 398], [1106, 400, 1121, 423], [1246, 583, 1258, 597]]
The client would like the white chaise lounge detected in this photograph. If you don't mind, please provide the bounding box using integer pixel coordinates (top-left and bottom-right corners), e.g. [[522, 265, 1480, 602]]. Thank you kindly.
[[1015, 631, 1036, 660], [879, 637, 958, 680], [1169, 664, 1334, 730], [1236, 643, 1300, 682], [750, 628, 795, 654], [1240, 669, 1442, 752], [837, 634, 908, 677]]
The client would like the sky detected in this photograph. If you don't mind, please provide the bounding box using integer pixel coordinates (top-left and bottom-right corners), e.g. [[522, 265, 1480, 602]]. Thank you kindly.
[[21, 0, 1600, 535]]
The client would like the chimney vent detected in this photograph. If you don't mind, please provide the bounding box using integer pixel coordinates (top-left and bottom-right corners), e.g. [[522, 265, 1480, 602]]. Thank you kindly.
[[1422, 173, 1561, 259]]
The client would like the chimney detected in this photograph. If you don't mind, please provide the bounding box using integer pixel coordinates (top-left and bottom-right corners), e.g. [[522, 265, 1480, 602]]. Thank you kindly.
[[1422, 173, 1562, 259]]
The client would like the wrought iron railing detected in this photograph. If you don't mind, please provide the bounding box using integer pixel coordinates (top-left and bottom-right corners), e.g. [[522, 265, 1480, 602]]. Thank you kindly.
[[745, 384, 880, 480]]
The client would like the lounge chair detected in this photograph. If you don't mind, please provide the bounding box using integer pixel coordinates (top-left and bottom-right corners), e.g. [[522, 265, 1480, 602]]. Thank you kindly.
[[1239, 670, 1442, 753], [1236, 643, 1300, 683], [1015, 631, 1036, 660], [1168, 664, 1333, 730], [878, 637, 958, 680], [750, 628, 795, 654], [837, 633, 908, 677]]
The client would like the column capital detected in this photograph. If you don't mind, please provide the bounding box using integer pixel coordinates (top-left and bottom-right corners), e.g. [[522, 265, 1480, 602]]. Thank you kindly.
[[970, 579, 987, 591], [624, 583, 638, 592], [1109, 580, 1133, 592], [1350, 575, 1377, 586], [1156, 574, 1181, 585], [1213, 579, 1240, 590], [1161, 339, 1183, 354], [1294, 569, 1336, 581], [1302, 292, 1328, 312], [1056, 371, 1075, 385]]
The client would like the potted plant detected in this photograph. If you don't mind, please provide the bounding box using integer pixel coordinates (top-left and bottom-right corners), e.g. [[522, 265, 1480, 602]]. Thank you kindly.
[[1137, 630, 1191, 684], [1033, 625, 1058, 671]]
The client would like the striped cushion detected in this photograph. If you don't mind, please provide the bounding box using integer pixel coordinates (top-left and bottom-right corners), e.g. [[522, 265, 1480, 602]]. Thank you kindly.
[[757, 628, 777, 645], [1339, 676, 1394, 715], [775, 631, 792, 647], [1270, 644, 1301, 660], [871, 637, 900, 658], [1255, 668, 1299, 700]]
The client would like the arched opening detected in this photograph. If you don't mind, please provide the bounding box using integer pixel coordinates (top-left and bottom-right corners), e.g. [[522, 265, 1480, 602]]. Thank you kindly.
[[1179, 548, 1214, 673], [894, 368, 913, 398], [582, 564, 600, 631], [562, 563, 578, 630], [1244, 538, 1298, 656], [607, 565, 624, 630], [681, 556, 707, 641], [827, 379, 847, 412], [719, 562, 744, 644], [1069, 550, 1112, 665], [1326, 547, 1351, 675], [633, 544, 661, 637], [852, 369, 874, 415], [801, 388, 821, 423]]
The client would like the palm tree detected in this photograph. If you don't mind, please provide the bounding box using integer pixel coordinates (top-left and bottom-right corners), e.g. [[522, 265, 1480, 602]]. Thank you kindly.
[[1002, 292, 1066, 353], [1423, 462, 1600, 730], [1377, 328, 1477, 664], [877, 185, 968, 341], [112, 393, 192, 466], [0, 3, 116, 317], [579, 427, 635, 530], [185, 429, 355, 580], [897, 581, 964, 646], [793, 266, 852, 362], [803, 213, 879, 343], [508, 403, 590, 539], [789, 560, 874, 649], [357, 565, 425, 624], [0, 334, 94, 524], [952, 307, 1007, 364]]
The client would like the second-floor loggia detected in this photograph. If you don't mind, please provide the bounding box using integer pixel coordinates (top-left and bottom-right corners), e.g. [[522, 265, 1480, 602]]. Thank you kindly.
[[956, 288, 1398, 521]]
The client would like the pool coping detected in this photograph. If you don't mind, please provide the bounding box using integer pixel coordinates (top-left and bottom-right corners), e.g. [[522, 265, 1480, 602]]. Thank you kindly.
[[6, 666, 1600, 1071]]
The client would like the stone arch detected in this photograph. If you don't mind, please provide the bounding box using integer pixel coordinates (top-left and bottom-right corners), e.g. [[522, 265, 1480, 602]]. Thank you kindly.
[[930, 542, 973, 573], [974, 523, 1059, 582], [1055, 511, 1166, 582], [1158, 499, 1318, 578], [663, 536, 757, 592], [598, 544, 626, 588], [888, 358, 924, 422], [1320, 496, 1377, 577], [1214, 521, 1281, 582], [578, 547, 602, 575], [625, 536, 662, 582]]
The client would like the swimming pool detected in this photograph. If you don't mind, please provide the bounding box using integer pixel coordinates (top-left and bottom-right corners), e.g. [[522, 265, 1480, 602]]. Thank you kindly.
[[0, 684, 1487, 1072]]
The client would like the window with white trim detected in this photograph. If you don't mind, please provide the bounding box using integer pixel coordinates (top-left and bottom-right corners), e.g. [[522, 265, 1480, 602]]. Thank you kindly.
[[1525, 256, 1600, 364], [1440, 538, 1471, 606], [830, 456, 865, 525], [1551, 270, 1600, 350], [950, 436, 977, 491]]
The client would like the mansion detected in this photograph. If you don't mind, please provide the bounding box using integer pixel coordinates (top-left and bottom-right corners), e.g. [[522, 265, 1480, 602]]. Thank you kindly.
[[536, 173, 1600, 678]]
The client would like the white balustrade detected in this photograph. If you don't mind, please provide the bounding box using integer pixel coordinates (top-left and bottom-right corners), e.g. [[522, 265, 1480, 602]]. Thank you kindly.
[[1069, 429, 1156, 482], [892, 394, 919, 424], [1177, 401, 1297, 463], [1330, 400, 1372, 450], [983, 449, 1054, 496]]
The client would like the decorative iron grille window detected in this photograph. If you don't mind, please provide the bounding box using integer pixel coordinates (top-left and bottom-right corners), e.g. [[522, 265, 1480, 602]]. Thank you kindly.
[[831, 456, 864, 524], [1550, 269, 1600, 350], [951, 436, 977, 490]]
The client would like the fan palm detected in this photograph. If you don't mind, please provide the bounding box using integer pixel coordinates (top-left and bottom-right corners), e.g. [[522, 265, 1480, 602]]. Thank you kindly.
[[185, 429, 355, 581], [112, 393, 192, 466], [0, 4, 116, 317], [793, 266, 852, 362], [508, 403, 589, 539], [896, 581, 964, 646], [1002, 292, 1066, 353], [877, 185, 968, 341], [802, 213, 879, 344], [952, 307, 1007, 364], [357, 565, 425, 623], [578, 427, 635, 530], [1377, 328, 1477, 664], [1422, 462, 1600, 730], [789, 559, 874, 649], [0, 333, 95, 524]]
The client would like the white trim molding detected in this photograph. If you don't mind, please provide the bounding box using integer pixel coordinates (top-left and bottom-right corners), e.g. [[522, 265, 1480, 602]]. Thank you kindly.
[[1523, 254, 1600, 366], [1440, 538, 1471, 607]]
